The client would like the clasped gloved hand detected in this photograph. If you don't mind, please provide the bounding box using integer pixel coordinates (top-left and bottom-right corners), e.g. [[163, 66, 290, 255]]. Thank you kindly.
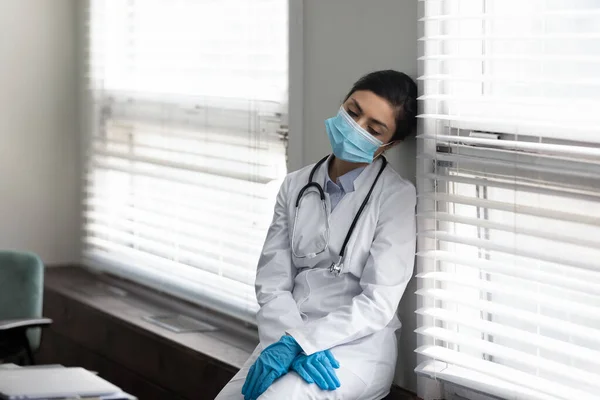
[[291, 350, 341, 391], [241, 335, 302, 400]]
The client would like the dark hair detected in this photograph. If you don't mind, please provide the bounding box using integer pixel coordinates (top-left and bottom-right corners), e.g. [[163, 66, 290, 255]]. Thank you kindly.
[[344, 70, 417, 142]]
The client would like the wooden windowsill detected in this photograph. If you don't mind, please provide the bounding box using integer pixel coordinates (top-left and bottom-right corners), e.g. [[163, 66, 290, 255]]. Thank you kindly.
[[43, 265, 418, 400], [44, 265, 258, 370]]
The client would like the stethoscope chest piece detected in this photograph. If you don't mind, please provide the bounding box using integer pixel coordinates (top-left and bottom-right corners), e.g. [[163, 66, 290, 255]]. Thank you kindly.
[[329, 256, 343, 277]]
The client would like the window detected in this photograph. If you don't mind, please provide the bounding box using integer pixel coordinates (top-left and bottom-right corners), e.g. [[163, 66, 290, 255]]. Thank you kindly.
[[84, 0, 289, 323], [416, 1, 600, 399]]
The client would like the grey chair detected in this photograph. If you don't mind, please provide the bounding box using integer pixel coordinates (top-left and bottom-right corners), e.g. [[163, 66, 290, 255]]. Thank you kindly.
[[0, 251, 52, 365]]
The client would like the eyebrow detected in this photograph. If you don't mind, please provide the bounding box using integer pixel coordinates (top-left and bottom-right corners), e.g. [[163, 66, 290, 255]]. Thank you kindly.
[[350, 98, 389, 131]]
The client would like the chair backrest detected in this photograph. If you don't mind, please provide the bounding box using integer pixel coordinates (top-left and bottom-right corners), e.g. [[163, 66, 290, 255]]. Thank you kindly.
[[0, 251, 44, 349]]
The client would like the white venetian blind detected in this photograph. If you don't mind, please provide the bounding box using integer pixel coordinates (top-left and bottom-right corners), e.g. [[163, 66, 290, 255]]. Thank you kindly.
[[416, 0, 600, 399], [84, 0, 288, 323]]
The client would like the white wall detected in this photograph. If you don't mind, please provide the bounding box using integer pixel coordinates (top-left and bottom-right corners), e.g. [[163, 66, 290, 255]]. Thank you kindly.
[[299, 0, 419, 391], [0, 0, 80, 265]]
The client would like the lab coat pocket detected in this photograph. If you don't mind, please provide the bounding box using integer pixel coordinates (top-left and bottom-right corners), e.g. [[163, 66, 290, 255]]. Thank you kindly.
[[344, 219, 376, 278], [289, 189, 329, 269], [344, 228, 373, 278], [291, 247, 332, 269]]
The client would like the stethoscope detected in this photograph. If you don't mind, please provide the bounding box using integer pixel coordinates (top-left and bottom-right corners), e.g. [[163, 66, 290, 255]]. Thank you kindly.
[[291, 155, 388, 276]]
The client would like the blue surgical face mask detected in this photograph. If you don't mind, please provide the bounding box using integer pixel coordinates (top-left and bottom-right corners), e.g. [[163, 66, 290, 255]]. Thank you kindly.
[[325, 106, 384, 164]]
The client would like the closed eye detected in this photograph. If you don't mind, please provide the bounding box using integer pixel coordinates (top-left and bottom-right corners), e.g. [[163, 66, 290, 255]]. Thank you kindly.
[[368, 127, 382, 136]]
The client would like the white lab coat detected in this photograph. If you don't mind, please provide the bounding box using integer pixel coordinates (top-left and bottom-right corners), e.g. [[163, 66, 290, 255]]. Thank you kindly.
[[216, 156, 416, 400]]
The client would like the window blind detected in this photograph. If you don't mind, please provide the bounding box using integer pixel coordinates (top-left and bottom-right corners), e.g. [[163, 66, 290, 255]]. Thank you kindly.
[[84, 0, 288, 323], [416, 1, 600, 399]]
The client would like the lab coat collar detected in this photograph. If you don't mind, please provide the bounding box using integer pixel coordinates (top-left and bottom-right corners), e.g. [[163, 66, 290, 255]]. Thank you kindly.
[[319, 155, 384, 191], [324, 157, 365, 194]]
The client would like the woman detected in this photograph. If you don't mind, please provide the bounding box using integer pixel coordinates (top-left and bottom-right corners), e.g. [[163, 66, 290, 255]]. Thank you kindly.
[[216, 70, 417, 400]]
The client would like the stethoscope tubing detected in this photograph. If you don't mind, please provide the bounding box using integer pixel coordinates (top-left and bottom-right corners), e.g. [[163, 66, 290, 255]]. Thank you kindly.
[[291, 154, 387, 274]]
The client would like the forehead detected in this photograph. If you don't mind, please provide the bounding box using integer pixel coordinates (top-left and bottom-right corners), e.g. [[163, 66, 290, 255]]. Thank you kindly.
[[346, 90, 396, 125]]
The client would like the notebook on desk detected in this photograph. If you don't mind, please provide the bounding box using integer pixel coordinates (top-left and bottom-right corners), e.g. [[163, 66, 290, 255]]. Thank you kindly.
[[0, 367, 124, 400]]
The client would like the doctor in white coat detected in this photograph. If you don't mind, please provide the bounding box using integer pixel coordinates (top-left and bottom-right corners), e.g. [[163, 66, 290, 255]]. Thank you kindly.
[[215, 70, 417, 400]]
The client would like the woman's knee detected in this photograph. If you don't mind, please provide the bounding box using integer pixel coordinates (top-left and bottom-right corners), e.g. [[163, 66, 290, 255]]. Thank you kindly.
[[258, 372, 318, 399], [258, 367, 367, 400]]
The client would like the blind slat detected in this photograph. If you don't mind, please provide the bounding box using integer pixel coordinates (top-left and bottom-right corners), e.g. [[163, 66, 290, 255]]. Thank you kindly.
[[418, 193, 600, 227], [415, 361, 560, 400], [85, 241, 255, 299], [419, 9, 600, 21], [84, 173, 276, 203], [84, 251, 258, 324], [422, 172, 600, 203], [419, 33, 600, 40], [417, 212, 600, 251], [84, 188, 271, 228], [419, 54, 600, 62], [416, 308, 600, 366], [90, 161, 273, 198], [85, 210, 263, 255], [92, 137, 280, 166], [85, 224, 257, 285], [418, 272, 600, 319], [418, 74, 600, 88], [418, 114, 600, 139], [418, 94, 600, 108], [416, 288, 600, 345], [418, 231, 599, 273], [92, 152, 275, 184], [417, 327, 600, 388], [418, 134, 600, 158], [418, 250, 600, 294], [83, 199, 268, 246], [419, 153, 600, 181], [415, 346, 596, 399]]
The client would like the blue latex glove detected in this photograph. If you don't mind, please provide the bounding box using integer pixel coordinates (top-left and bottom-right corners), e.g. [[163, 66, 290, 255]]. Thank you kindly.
[[291, 350, 341, 391], [241, 335, 302, 400]]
